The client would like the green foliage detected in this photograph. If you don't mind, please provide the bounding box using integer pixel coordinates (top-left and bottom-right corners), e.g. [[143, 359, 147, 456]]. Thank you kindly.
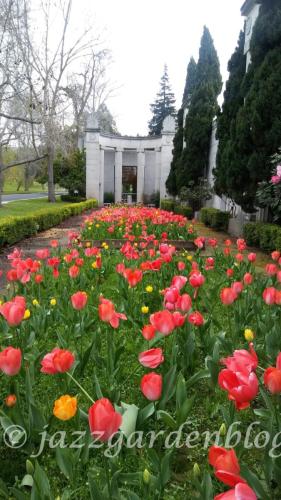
[[60, 194, 86, 203], [243, 221, 281, 252], [195, 26, 222, 96], [179, 178, 213, 212], [0, 199, 97, 247], [182, 57, 197, 108], [215, 1, 281, 211], [54, 149, 86, 196], [160, 199, 175, 212], [256, 154, 281, 224], [200, 207, 230, 232], [214, 31, 246, 198], [174, 205, 193, 219], [148, 65, 176, 136], [166, 108, 184, 196]]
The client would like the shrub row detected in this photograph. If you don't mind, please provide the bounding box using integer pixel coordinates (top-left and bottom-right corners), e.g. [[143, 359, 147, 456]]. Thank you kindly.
[[200, 207, 230, 232], [60, 194, 87, 203], [0, 199, 97, 247], [160, 199, 193, 219], [243, 222, 281, 252]]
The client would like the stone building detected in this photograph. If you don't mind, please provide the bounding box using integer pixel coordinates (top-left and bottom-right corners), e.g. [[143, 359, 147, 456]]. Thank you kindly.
[[85, 115, 175, 205]]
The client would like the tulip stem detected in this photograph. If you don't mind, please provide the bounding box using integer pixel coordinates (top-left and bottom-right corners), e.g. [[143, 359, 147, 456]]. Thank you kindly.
[[66, 372, 94, 403]]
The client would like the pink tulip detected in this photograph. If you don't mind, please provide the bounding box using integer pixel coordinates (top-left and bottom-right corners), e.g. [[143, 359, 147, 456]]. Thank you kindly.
[[0, 347, 22, 375], [138, 348, 164, 368]]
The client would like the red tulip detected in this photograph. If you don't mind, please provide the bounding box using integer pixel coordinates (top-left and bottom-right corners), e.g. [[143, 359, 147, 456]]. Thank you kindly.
[[138, 348, 164, 368], [265, 263, 277, 276], [247, 252, 256, 262], [35, 248, 50, 260], [150, 310, 175, 336], [88, 398, 122, 442], [221, 344, 258, 374], [231, 281, 243, 295], [164, 287, 180, 304], [41, 348, 75, 374], [243, 273, 253, 285], [220, 288, 237, 305], [264, 353, 281, 394], [98, 297, 127, 329], [0, 347, 22, 375], [226, 269, 234, 277], [237, 239, 246, 251], [140, 372, 162, 401], [69, 265, 80, 278], [262, 287, 276, 305], [35, 274, 44, 283], [172, 311, 186, 327], [0, 296, 26, 326], [123, 268, 143, 287], [208, 238, 217, 247], [209, 446, 246, 487], [189, 271, 205, 288], [271, 251, 280, 261], [215, 483, 257, 500], [275, 290, 281, 305], [71, 291, 88, 310], [188, 311, 204, 326], [142, 324, 156, 340], [177, 261, 186, 271], [218, 369, 259, 410], [171, 275, 187, 290], [176, 293, 192, 312]]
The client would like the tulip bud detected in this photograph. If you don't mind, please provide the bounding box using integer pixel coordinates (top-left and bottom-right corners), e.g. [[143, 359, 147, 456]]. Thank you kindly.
[[193, 463, 200, 478], [143, 468, 151, 484], [5, 394, 17, 407], [219, 423, 227, 436], [26, 459, 34, 475], [244, 329, 254, 342]]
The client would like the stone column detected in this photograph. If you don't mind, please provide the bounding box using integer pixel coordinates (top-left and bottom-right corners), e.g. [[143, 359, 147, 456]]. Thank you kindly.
[[85, 129, 101, 202], [115, 149, 122, 203], [137, 149, 145, 203], [154, 147, 161, 194], [99, 148, 104, 206]]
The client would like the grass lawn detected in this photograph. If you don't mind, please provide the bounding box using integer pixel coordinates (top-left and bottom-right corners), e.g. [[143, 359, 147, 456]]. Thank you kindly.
[[1, 181, 47, 194], [0, 197, 68, 218]]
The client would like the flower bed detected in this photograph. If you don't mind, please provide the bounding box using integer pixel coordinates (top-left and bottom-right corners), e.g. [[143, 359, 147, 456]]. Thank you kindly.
[[0, 208, 281, 498]]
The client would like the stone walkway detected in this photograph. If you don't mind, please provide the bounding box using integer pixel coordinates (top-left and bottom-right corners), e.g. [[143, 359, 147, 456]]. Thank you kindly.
[[0, 212, 88, 290]]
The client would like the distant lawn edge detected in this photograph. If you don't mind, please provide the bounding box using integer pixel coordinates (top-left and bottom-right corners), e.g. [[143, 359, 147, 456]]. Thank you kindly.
[[0, 199, 97, 248]]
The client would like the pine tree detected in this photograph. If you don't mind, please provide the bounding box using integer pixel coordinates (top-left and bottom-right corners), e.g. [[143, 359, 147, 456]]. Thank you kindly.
[[177, 27, 222, 189], [148, 65, 176, 136], [213, 0, 281, 212], [182, 57, 197, 108]]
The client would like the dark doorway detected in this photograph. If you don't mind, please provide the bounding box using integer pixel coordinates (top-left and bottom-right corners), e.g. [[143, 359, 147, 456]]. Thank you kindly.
[[122, 166, 137, 203]]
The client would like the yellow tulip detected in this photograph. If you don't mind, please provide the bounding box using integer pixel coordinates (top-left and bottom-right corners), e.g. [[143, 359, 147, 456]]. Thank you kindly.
[[53, 395, 77, 421]]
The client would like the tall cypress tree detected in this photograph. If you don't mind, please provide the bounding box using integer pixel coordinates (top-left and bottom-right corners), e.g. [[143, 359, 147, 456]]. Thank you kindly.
[[176, 27, 222, 189], [214, 31, 246, 198], [148, 65, 176, 136], [182, 57, 197, 109], [214, 0, 281, 212], [166, 58, 197, 195]]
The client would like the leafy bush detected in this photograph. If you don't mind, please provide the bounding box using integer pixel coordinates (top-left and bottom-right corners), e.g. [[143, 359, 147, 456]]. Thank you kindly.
[[61, 194, 86, 203], [0, 199, 97, 247], [160, 199, 175, 211], [200, 207, 230, 231], [174, 205, 193, 219], [243, 222, 281, 252], [54, 149, 86, 196]]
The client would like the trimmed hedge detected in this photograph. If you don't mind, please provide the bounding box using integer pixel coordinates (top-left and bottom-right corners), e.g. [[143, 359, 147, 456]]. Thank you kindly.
[[243, 222, 281, 252], [0, 199, 97, 247], [60, 194, 86, 203], [160, 199, 175, 212], [200, 207, 230, 232], [174, 205, 193, 219]]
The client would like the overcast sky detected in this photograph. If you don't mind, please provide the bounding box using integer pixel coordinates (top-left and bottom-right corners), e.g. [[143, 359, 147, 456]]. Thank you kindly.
[[75, 0, 245, 136]]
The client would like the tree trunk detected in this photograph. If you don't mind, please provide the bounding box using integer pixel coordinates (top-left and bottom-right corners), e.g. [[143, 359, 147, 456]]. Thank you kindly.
[[24, 165, 30, 191], [47, 145, 56, 202]]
